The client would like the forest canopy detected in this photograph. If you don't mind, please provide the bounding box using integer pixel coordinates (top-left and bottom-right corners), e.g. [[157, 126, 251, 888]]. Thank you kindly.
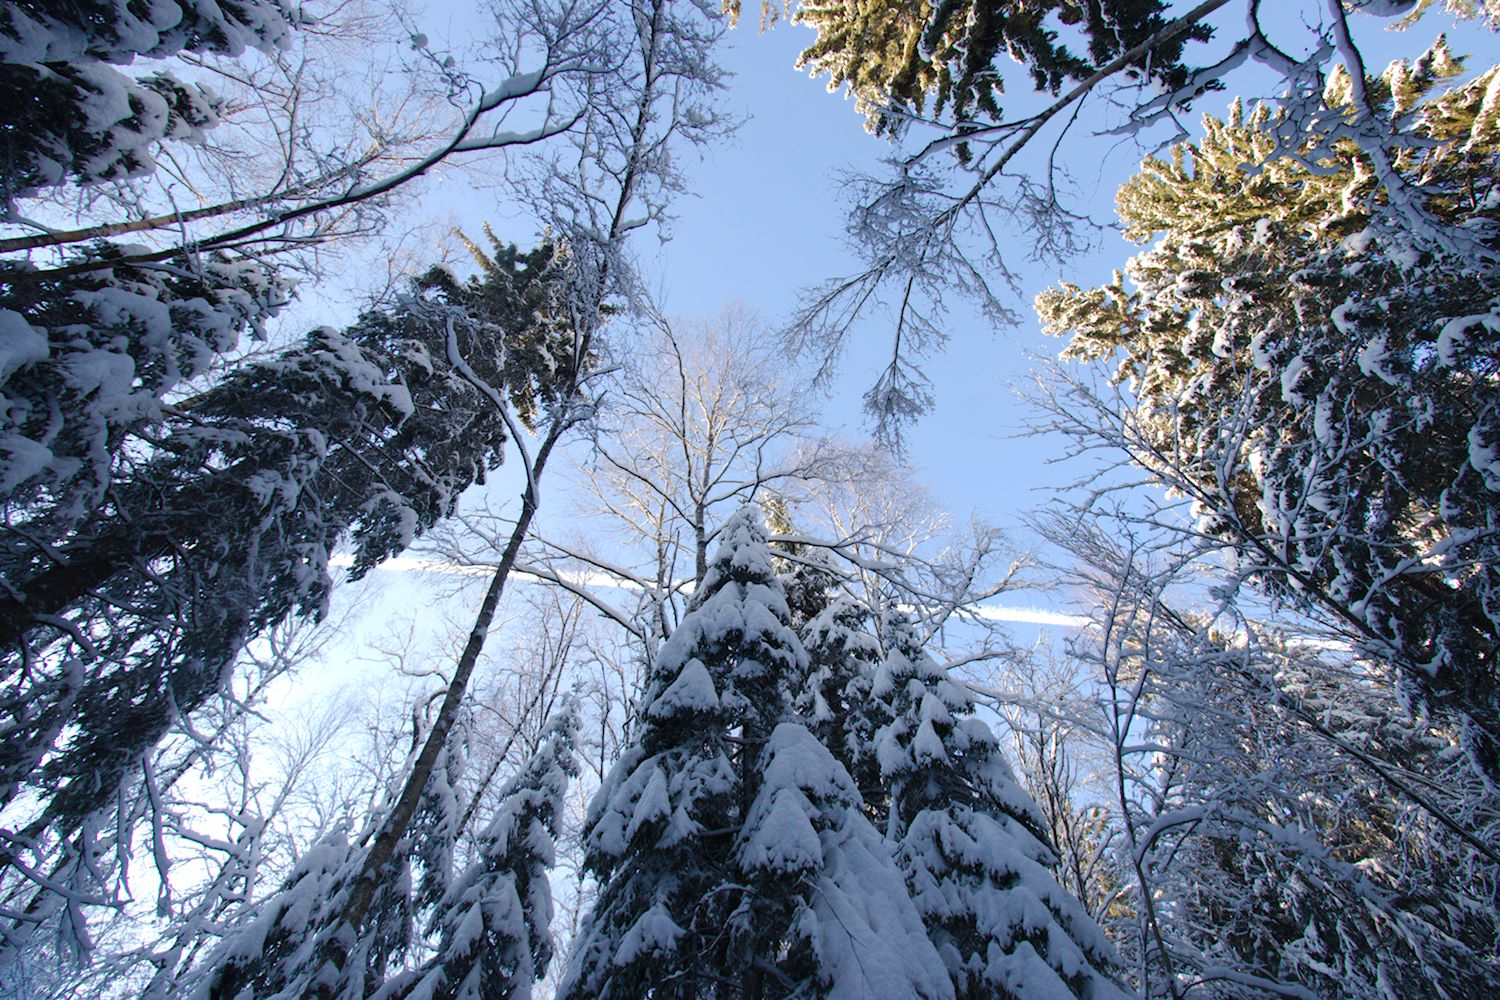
[[1, 1, 1498, 998]]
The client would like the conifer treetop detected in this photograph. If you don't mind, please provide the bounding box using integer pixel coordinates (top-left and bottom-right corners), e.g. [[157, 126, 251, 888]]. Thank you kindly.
[[878, 613, 1127, 999]]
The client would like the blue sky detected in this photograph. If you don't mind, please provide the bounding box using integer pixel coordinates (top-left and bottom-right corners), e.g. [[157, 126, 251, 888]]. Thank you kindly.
[[263, 0, 1500, 712], [315, 2, 1500, 639], [640, 19, 1119, 528], [641, 7, 1500, 530]]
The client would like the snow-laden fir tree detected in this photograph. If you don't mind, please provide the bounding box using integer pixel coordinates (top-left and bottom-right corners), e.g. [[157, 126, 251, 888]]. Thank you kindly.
[[383, 701, 580, 1000], [876, 612, 1130, 1000], [735, 719, 952, 1000], [561, 505, 800, 998], [559, 542, 747, 996], [753, 0, 1203, 138], [798, 595, 889, 814], [0, 238, 578, 937], [195, 703, 579, 1000], [562, 506, 951, 999]]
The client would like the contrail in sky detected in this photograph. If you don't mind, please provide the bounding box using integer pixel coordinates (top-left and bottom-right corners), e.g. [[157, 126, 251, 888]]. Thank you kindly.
[[334, 554, 1090, 628]]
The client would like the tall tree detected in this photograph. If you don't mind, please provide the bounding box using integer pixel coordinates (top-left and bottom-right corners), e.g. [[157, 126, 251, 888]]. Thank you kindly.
[[560, 506, 805, 998], [562, 506, 951, 999], [1035, 44, 1500, 783], [876, 612, 1129, 1000], [0, 237, 577, 954]]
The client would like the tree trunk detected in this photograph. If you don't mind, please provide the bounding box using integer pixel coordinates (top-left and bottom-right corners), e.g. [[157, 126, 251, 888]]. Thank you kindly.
[[306, 418, 565, 999]]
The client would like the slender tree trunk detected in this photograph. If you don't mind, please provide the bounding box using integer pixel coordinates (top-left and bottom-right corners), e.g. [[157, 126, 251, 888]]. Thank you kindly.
[[305, 417, 565, 999], [694, 501, 708, 587]]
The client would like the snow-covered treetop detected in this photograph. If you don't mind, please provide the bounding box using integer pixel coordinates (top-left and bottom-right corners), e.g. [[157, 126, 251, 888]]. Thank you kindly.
[[474, 699, 580, 865], [694, 504, 781, 603], [804, 597, 882, 669], [878, 611, 1049, 844], [654, 504, 807, 722]]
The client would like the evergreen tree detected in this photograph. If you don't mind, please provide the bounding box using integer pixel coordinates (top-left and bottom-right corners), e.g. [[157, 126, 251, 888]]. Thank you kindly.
[[563, 506, 950, 998], [0, 238, 579, 901], [560, 506, 799, 998], [193, 829, 365, 1000], [391, 702, 580, 1000], [1035, 43, 1500, 783], [798, 596, 889, 814], [876, 613, 1128, 1000]]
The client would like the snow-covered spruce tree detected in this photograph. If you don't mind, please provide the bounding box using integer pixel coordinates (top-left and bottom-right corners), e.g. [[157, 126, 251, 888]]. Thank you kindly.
[[0, 0, 297, 208], [0, 240, 578, 926], [735, 719, 952, 1000], [195, 702, 578, 1000], [559, 506, 787, 998], [876, 612, 1129, 1000], [562, 506, 951, 999], [1037, 42, 1500, 785], [381, 702, 580, 1000], [797, 595, 889, 815]]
